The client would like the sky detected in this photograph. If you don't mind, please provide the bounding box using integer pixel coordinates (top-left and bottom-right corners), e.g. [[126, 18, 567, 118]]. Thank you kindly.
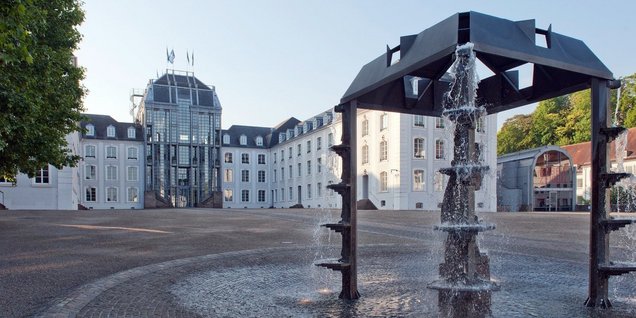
[[76, 0, 636, 131]]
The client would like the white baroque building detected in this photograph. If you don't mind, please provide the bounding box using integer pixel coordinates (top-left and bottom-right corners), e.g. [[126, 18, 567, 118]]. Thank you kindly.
[[0, 132, 81, 210], [222, 108, 497, 211], [79, 114, 145, 209]]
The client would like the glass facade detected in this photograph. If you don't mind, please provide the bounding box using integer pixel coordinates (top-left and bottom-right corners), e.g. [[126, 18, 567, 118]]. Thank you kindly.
[[141, 70, 222, 207]]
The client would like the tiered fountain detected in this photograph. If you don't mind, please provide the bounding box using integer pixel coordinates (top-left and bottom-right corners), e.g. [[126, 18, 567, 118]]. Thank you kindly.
[[426, 43, 498, 317]]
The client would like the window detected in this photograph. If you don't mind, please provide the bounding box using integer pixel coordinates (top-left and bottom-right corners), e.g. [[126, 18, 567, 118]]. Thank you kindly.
[[289, 187, 293, 201], [106, 187, 118, 202], [280, 167, 284, 180], [288, 147, 292, 158], [307, 184, 312, 199], [328, 133, 334, 147], [380, 171, 388, 192], [435, 139, 445, 159], [289, 165, 292, 179], [258, 154, 266, 164], [225, 152, 233, 163], [127, 127, 136, 138], [297, 144, 301, 156], [241, 153, 249, 164], [85, 165, 96, 180], [127, 147, 138, 160], [317, 182, 322, 197], [85, 187, 96, 202], [273, 169, 277, 182], [223, 134, 230, 144], [362, 145, 369, 164], [435, 117, 445, 129], [34, 167, 49, 184], [256, 136, 264, 146], [86, 124, 95, 136], [414, 138, 425, 159], [298, 163, 302, 177], [577, 178, 583, 188], [106, 146, 117, 159], [241, 170, 249, 182], [414, 115, 425, 127], [434, 172, 445, 192], [85, 145, 96, 158], [241, 190, 249, 202], [224, 189, 233, 202], [307, 140, 311, 153], [258, 190, 266, 202], [380, 113, 388, 130], [362, 118, 369, 136], [106, 166, 118, 180], [127, 166, 138, 181], [224, 169, 233, 182], [476, 116, 485, 133], [307, 160, 312, 175], [281, 150, 285, 161], [127, 187, 139, 202], [239, 135, 247, 145], [317, 158, 322, 173], [317, 137, 322, 150], [281, 188, 285, 201], [380, 139, 388, 161], [106, 125, 116, 137], [258, 170, 266, 183], [413, 169, 425, 191]]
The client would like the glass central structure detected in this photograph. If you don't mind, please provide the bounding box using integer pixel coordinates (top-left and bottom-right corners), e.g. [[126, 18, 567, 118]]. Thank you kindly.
[[136, 70, 222, 207]]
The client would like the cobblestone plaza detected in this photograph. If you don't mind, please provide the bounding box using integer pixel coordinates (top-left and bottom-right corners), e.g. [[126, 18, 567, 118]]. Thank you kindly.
[[1, 209, 634, 317]]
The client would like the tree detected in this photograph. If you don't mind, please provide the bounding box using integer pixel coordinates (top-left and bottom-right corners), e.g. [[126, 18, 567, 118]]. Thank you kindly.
[[618, 74, 636, 127], [497, 114, 533, 155], [556, 90, 591, 145], [529, 95, 568, 146], [0, 0, 85, 181]]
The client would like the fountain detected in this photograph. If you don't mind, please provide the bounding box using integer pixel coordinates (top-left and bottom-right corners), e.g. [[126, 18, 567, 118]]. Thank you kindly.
[[426, 43, 499, 317], [321, 10, 632, 313]]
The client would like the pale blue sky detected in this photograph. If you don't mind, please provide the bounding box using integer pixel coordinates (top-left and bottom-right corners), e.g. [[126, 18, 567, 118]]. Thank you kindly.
[[76, 0, 636, 130]]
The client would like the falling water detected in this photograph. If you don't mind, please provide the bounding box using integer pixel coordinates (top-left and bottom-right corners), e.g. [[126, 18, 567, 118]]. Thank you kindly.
[[427, 42, 498, 318]]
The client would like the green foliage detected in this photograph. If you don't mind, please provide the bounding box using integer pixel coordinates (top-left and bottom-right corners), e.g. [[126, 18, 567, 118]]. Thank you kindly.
[[497, 72, 636, 155], [0, 0, 85, 180], [496, 114, 533, 155]]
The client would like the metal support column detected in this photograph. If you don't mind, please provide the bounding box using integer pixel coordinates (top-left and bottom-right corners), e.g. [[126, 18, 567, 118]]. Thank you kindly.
[[316, 100, 360, 300], [586, 78, 635, 308]]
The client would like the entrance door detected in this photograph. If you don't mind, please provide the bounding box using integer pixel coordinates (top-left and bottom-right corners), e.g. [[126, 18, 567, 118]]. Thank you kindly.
[[362, 175, 369, 199], [298, 185, 302, 205]]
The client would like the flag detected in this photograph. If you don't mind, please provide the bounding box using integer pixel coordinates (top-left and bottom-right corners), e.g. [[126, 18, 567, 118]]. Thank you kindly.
[[191, 51, 194, 66], [166, 47, 169, 63], [168, 49, 175, 64], [187, 50, 190, 65]]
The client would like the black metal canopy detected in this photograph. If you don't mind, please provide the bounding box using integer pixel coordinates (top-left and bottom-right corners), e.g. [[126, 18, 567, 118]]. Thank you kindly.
[[341, 11, 614, 115]]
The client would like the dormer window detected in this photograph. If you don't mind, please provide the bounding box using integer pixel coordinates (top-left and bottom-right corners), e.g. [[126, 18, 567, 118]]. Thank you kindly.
[[127, 127, 136, 139], [279, 134, 285, 143], [255, 136, 264, 147], [106, 125, 116, 138], [239, 134, 247, 146], [223, 134, 230, 145], [86, 124, 95, 136]]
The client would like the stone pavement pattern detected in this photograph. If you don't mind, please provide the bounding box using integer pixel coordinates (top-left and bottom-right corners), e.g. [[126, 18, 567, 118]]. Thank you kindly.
[[0, 208, 634, 317]]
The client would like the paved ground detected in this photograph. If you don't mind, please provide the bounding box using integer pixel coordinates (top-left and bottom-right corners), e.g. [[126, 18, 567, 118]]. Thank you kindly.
[[0, 208, 634, 317]]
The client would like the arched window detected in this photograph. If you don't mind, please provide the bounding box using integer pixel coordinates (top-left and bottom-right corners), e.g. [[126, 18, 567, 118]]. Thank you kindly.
[[86, 124, 95, 136], [127, 127, 136, 138], [362, 117, 369, 136], [413, 169, 425, 191], [380, 113, 388, 130], [413, 137, 425, 159], [240, 134, 247, 145], [379, 139, 388, 161], [362, 144, 369, 164], [380, 171, 388, 192], [435, 139, 445, 159], [223, 134, 230, 144], [106, 125, 116, 137]]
